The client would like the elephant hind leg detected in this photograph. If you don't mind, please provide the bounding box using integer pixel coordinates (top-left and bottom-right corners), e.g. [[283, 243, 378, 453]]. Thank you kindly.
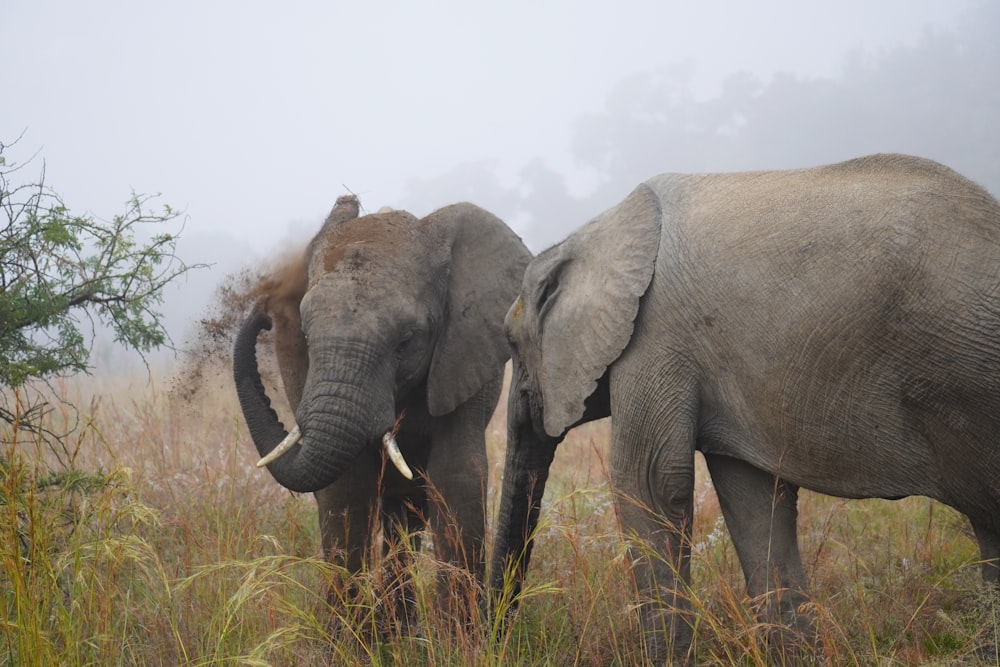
[[971, 520, 1000, 587], [970, 519, 1000, 659], [703, 454, 817, 658]]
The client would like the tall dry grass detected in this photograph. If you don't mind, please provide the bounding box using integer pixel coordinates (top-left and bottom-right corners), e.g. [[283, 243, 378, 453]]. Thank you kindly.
[[1, 364, 995, 665]]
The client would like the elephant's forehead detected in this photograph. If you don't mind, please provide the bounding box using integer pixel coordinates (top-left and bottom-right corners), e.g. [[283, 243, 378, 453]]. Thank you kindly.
[[314, 215, 429, 278]]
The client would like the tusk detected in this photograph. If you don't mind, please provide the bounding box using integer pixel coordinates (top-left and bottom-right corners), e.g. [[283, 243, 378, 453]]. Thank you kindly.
[[256, 425, 301, 468], [382, 431, 414, 480]]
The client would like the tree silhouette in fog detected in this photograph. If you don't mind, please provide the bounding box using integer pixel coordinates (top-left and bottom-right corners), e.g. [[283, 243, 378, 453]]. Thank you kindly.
[[574, 1, 997, 195], [402, 1, 998, 250]]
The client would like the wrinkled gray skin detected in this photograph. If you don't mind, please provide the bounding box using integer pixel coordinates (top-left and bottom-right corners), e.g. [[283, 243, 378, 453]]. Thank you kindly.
[[233, 196, 531, 633], [491, 154, 1000, 662]]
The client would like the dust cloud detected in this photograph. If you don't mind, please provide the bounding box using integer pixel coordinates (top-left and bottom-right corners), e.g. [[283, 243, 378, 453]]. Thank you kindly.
[[168, 247, 306, 418]]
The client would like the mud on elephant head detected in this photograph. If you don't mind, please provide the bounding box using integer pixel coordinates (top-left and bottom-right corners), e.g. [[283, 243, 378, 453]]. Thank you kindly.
[[232, 195, 531, 494]]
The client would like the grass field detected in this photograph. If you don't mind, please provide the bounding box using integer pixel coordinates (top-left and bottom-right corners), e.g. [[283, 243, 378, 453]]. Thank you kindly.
[[1, 363, 996, 666]]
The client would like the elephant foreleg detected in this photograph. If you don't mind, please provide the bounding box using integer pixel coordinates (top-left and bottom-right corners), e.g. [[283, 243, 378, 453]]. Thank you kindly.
[[424, 381, 496, 632], [379, 495, 425, 638], [703, 454, 816, 658], [313, 464, 378, 640], [425, 439, 488, 633], [610, 380, 698, 665]]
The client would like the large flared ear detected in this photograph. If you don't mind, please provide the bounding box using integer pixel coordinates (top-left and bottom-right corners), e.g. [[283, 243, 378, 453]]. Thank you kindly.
[[532, 183, 661, 437], [424, 203, 532, 417]]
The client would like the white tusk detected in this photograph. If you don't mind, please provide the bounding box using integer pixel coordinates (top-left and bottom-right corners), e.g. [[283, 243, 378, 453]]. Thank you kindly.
[[382, 431, 413, 480], [256, 425, 301, 468]]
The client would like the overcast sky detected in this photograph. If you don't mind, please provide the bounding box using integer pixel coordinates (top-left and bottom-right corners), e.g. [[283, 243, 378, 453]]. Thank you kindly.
[[0, 0, 983, 350]]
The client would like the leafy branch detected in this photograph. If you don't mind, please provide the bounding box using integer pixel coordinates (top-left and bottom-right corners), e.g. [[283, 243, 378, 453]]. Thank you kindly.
[[0, 138, 204, 391]]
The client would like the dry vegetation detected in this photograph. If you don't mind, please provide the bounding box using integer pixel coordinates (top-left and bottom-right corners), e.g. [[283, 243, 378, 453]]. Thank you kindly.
[[1, 360, 996, 665]]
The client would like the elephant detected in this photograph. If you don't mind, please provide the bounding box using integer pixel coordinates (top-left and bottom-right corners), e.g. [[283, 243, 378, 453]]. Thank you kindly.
[[233, 194, 531, 636], [490, 154, 1000, 662]]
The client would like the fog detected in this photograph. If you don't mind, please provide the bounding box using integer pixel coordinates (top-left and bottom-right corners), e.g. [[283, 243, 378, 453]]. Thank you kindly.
[[1, 1, 996, 365]]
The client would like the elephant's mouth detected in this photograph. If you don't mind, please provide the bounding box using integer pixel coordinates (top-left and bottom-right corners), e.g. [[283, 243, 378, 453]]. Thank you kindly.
[[255, 412, 414, 480]]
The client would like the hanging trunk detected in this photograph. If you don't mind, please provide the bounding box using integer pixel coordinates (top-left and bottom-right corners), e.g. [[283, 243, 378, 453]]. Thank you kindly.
[[489, 382, 559, 613], [490, 366, 610, 619]]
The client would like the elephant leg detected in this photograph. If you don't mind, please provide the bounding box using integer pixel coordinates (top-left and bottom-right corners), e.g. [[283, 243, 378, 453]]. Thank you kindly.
[[424, 381, 496, 632], [425, 437, 489, 632], [610, 373, 698, 664], [316, 487, 374, 574], [379, 495, 425, 637], [313, 456, 379, 639], [970, 519, 1000, 658], [703, 454, 816, 657], [972, 520, 1000, 588]]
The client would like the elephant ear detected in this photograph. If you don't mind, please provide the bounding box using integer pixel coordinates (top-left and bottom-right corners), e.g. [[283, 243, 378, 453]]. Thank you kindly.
[[534, 183, 661, 437], [425, 203, 532, 417], [260, 249, 310, 413], [269, 294, 308, 413]]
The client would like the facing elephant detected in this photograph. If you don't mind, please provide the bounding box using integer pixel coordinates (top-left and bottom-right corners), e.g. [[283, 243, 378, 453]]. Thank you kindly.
[[491, 154, 1000, 662], [233, 195, 531, 635]]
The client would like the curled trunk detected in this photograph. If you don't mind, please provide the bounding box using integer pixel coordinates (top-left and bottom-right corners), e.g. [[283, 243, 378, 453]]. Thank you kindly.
[[233, 307, 365, 493]]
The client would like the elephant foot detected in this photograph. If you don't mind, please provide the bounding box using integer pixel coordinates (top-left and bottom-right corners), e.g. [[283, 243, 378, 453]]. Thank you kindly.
[[637, 601, 696, 666], [973, 642, 1000, 665], [764, 627, 824, 666], [433, 565, 487, 640], [970, 601, 1000, 664], [376, 584, 422, 642], [322, 593, 422, 664], [747, 588, 822, 663], [324, 605, 373, 663]]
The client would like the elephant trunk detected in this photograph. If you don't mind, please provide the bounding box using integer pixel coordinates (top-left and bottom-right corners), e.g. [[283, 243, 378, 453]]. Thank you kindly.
[[489, 377, 559, 618], [267, 394, 372, 493], [233, 307, 373, 494]]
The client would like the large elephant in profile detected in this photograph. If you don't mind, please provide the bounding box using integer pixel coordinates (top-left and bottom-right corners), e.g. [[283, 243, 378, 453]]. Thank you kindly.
[[233, 195, 531, 634], [490, 154, 1000, 662]]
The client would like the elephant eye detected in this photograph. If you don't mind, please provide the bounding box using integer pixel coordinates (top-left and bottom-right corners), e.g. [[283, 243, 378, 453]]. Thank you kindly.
[[537, 278, 559, 315], [396, 330, 415, 352], [535, 256, 567, 317]]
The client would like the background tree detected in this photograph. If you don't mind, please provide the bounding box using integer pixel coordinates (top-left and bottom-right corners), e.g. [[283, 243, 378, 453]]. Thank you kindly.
[[0, 137, 201, 431], [397, 1, 998, 250]]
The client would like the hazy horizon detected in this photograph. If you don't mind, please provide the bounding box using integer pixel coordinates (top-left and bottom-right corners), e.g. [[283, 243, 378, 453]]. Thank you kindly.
[[2, 0, 995, 371]]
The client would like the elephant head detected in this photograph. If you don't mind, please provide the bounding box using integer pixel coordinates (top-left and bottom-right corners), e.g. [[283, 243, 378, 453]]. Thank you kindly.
[[490, 185, 661, 604], [233, 196, 531, 494]]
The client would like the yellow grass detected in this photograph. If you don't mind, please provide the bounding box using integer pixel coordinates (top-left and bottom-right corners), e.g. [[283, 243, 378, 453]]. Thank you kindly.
[[1, 364, 995, 665]]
